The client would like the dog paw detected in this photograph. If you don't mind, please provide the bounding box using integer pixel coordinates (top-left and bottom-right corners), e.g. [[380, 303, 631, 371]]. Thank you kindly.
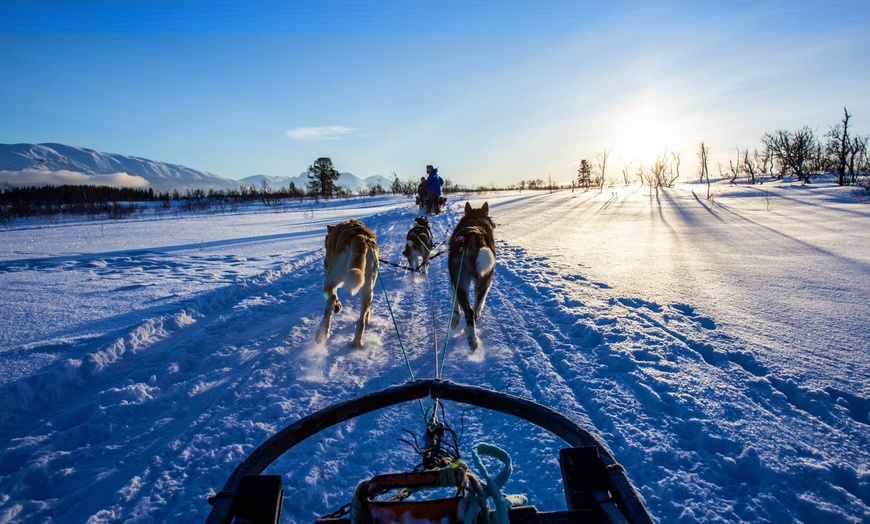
[[315, 327, 328, 344]]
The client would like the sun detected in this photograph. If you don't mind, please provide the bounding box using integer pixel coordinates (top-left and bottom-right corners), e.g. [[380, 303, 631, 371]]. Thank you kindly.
[[621, 117, 669, 166]]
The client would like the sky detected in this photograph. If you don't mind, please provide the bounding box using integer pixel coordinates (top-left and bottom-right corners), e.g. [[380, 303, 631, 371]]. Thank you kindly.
[[1, 1, 869, 187], [1, 179, 868, 522]]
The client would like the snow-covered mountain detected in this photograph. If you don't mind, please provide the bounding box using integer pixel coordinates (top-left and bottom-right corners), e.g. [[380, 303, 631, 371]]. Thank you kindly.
[[0, 143, 239, 193], [239, 172, 395, 194], [0, 143, 392, 194]]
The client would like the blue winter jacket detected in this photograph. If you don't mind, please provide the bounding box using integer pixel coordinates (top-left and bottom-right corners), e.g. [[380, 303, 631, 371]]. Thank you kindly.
[[423, 169, 443, 197]]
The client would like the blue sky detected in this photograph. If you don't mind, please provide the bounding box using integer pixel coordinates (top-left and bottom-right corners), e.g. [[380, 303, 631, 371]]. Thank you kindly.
[[2, 1, 868, 187]]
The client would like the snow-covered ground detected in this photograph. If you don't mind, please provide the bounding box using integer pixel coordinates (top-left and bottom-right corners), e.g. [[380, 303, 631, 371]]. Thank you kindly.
[[1, 180, 868, 523]]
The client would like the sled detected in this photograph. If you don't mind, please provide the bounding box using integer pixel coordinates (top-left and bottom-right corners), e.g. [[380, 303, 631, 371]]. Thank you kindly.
[[206, 379, 654, 524]]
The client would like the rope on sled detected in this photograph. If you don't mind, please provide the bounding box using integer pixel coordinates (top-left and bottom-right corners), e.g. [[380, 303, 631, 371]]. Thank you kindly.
[[372, 245, 426, 419], [439, 245, 465, 379], [464, 443, 528, 524], [371, 205, 456, 379], [377, 248, 446, 274], [370, 202, 462, 391], [424, 270, 440, 379]]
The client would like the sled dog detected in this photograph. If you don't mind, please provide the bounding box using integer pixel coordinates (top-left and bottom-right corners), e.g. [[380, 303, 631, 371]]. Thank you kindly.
[[403, 216, 433, 274], [315, 218, 379, 348], [448, 202, 496, 350]]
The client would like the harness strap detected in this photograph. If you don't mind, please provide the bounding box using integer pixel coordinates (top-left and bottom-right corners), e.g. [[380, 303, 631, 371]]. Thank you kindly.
[[379, 249, 446, 274], [348, 225, 377, 247]]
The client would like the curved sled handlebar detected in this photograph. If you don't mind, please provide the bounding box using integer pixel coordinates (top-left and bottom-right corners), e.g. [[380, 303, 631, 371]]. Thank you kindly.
[[206, 379, 653, 524]]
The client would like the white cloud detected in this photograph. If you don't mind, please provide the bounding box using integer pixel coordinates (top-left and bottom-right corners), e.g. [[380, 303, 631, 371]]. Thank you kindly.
[[285, 126, 358, 141], [0, 169, 150, 188]]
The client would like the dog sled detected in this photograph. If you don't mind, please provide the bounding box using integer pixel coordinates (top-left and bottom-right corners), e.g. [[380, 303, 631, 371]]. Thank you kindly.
[[205, 379, 654, 524]]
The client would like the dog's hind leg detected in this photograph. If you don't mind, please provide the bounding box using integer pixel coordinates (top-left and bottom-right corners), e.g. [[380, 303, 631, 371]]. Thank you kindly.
[[466, 322, 480, 350], [404, 239, 414, 270], [351, 250, 378, 348], [464, 275, 493, 350], [352, 287, 373, 348], [421, 245, 431, 275], [452, 273, 475, 329], [473, 271, 493, 320], [460, 287, 481, 350], [316, 292, 339, 344], [450, 284, 469, 330]]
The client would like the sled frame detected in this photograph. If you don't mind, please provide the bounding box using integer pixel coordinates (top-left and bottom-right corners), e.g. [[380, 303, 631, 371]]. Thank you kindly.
[[206, 379, 653, 524]]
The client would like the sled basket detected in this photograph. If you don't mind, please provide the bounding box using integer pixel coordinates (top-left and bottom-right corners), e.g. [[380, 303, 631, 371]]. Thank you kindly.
[[352, 468, 470, 524]]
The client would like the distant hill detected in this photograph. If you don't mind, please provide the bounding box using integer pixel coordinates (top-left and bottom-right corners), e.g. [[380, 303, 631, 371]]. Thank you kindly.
[[239, 172, 394, 194], [0, 143, 239, 193], [0, 143, 393, 194]]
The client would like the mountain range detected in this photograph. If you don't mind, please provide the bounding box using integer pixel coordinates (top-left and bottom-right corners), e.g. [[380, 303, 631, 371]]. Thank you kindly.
[[0, 143, 393, 193]]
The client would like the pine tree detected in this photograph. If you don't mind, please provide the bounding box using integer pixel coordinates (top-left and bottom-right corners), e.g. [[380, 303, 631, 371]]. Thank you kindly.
[[307, 157, 341, 197]]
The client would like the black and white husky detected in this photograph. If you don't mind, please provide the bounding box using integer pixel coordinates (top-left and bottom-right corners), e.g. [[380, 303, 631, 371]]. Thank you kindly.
[[448, 202, 496, 350], [403, 216, 433, 274]]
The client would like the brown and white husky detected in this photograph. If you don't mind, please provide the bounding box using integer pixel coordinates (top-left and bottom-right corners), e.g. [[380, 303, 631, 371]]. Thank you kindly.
[[315, 218, 379, 348], [448, 202, 496, 350], [403, 216, 433, 274]]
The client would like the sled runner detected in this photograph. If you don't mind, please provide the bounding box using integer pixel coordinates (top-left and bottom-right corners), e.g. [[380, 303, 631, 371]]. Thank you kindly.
[[206, 379, 653, 524]]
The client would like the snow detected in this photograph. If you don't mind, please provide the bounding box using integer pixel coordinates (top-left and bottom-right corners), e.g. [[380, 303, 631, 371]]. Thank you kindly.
[[238, 172, 395, 195], [0, 143, 235, 192], [0, 143, 396, 195], [1, 180, 868, 523]]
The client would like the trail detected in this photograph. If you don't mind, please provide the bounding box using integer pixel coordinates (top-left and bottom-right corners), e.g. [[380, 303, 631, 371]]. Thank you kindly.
[[0, 189, 867, 523]]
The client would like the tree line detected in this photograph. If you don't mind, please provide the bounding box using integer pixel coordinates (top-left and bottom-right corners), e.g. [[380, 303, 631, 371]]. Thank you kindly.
[[5, 112, 868, 225], [565, 107, 870, 194], [0, 156, 462, 224]]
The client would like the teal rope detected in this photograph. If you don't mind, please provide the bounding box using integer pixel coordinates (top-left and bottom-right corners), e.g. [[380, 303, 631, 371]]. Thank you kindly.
[[373, 246, 426, 418], [464, 443, 528, 524], [439, 245, 464, 378], [375, 263, 414, 380], [424, 270, 440, 380]]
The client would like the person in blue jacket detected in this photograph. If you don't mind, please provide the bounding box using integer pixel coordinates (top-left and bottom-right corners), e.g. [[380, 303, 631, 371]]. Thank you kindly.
[[422, 164, 444, 214]]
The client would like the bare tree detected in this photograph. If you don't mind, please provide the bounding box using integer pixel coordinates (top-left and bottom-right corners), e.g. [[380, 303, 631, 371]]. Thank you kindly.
[[762, 127, 818, 183], [621, 161, 634, 186], [759, 147, 773, 175], [698, 141, 711, 199], [636, 164, 647, 187], [850, 135, 869, 184], [596, 149, 610, 192], [642, 151, 676, 195], [742, 148, 760, 185], [825, 107, 869, 186], [670, 151, 681, 182], [726, 147, 740, 185], [646, 149, 679, 189]]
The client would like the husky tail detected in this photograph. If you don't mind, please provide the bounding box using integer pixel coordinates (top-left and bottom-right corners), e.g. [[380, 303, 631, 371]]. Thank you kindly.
[[464, 232, 495, 277], [475, 246, 495, 276], [344, 238, 368, 294]]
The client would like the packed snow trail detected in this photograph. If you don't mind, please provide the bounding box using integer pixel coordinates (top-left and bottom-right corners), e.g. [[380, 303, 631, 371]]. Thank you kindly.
[[0, 188, 867, 523]]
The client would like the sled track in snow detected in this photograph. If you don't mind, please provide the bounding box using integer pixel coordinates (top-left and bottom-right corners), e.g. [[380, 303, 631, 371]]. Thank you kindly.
[[3, 194, 868, 523], [486, 240, 870, 520], [0, 250, 336, 521]]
